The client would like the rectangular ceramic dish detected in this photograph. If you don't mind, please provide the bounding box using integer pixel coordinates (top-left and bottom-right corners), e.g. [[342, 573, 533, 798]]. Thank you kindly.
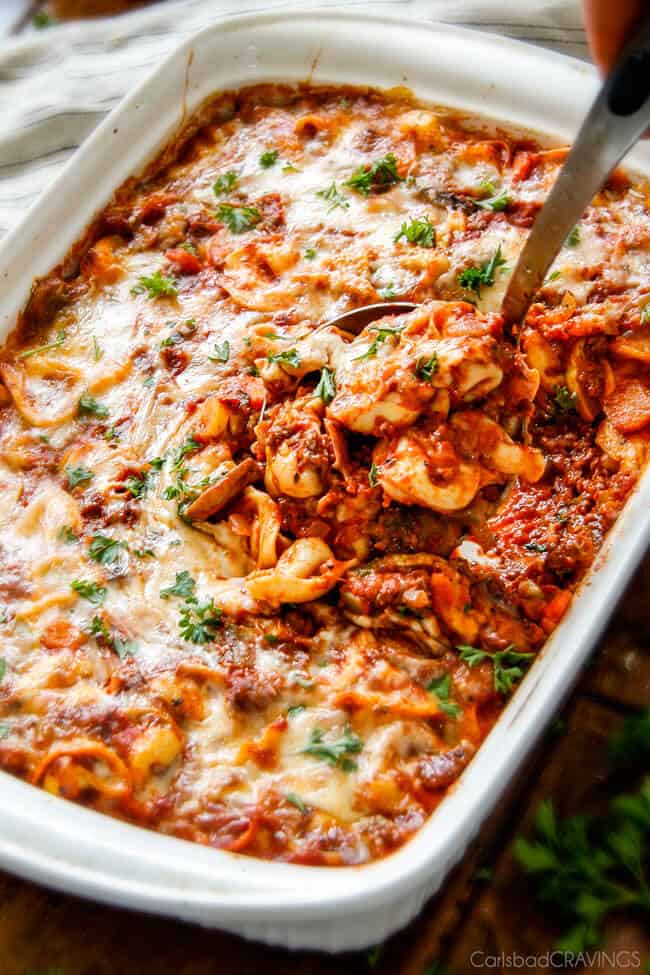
[[0, 6, 649, 952]]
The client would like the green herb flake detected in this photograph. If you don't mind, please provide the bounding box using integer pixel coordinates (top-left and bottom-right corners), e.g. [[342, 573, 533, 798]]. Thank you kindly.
[[565, 226, 581, 247], [71, 579, 107, 606], [113, 635, 138, 660], [125, 470, 155, 500], [286, 792, 307, 813], [641, 304, 650, 324], [172, 436, 201, 471], [368, 462, 379, 488], [217, 203, 261, 234], [92, 336, 103, 361], [477, 188, 511, 212], [458, 245, 508, 296], [88, 533, 125, 566], [345, 153, 402, 196], [16, 329, 66, 360], [33, 11, 57, 28], [427, 673, 462, 717], [77, 391, 109, 419], [395, 216, 436, 248], [316, 181, 350, 212], [551, 385, 578, 418], [259, 149, 279, 169], [0, 723, 10, 740], [287, 704, 305, 718], [314, 366, 336, 404], [302, 726, 363, 771], [304, 247, 317, 259], [209, 340, 230, 363], [59, 525, 78, 544], [65, 465, 94, 489], [353, 324, 403, 362], [458, 643, 534, 695], [213, 171, 239, 196], [131, 270, 178, 300], [268, 348, 301, 369], [415, 353, 439, 383], [179, 597, 223, 644], [0, 659, 6, 682], [160, 570, 196, 600]]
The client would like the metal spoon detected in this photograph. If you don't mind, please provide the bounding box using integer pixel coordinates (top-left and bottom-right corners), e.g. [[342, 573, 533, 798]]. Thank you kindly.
[[502, 12, 650, 327]]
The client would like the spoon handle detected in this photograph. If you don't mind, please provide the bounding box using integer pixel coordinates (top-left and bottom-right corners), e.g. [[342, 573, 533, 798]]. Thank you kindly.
[[501, 12, 650, 327]]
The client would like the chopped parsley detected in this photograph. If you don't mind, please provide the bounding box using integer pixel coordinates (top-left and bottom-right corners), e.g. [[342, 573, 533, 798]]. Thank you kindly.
[[113, 635, 138, 660], [0, 659, 6, 682], [92, 336, 103, 361], [282, 162, 300, 173], [551, 385, 578, 417], [0, 723, 9, 740], [286, 792, 307, 812], [477, 188, 511, 212], [90, 614, 110, 641], [33, 11, 57, 28], [314, 366, 336, 404], [268, 348, 301, 369], [287, 704, 305, 717], [217, 203, 261, 234], [259, 149, 279, 168], [394, 216, 436, 248], [77, 391, 109, 419], [65, 465, 94, 489], [131, 270, 178, 299], [124, 469, 155, 499], [544, 270, 561, 284], [209, 340, 230, 363], [458, 643, 534, 695], [368, 462, 379, 487], [415, 353, 438, 383], [179, 597, 223, 644], [16, 329, 66, 360], [642, 304, 650, 324], [458, 245, 508, 296], [58, 525, 78, 544], [304, 247, 317, 259], [345, 153, 402, 196], [160, 570, 196, 600], [172, 436, 201, 471], [427, 673, 461, 718], [71, 580, 107, 606], [88, 533, 125, 566], [315, 181, 350, 212], [565, 226, 581, 247], [302, 726, 363, 771], [353, 323, 403, 362], [213, 171, 238, 196]]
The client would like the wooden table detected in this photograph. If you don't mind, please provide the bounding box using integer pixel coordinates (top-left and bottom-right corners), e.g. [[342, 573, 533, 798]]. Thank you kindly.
[[2, 556, 649, 974], [2, 4, 649, 972]]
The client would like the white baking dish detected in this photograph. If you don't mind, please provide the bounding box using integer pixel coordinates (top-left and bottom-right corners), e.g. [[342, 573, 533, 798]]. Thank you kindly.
[[0, 7, 649, 952]]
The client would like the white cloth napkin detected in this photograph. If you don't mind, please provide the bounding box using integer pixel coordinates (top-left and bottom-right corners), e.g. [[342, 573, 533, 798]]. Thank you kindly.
[[0, 0, 586, 237]]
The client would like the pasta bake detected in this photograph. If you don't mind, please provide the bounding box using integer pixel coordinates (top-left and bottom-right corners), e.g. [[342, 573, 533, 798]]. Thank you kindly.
[[0, 85, 647, 865]]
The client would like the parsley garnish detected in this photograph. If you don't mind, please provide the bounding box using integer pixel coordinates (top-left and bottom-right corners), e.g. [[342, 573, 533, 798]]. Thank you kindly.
[[458, 245, 508, 296], [514, 776, 650, 953], [565, 226, 581, 247], [90, 614, 110, 641], [77, 391, 109, 419], [172, 436, 201, 471], [209, 340, 230, 363], [92, 336, 103, 361], [217, 203, 261, 234], [314, 367, 336, 404], [395, 216, 436, 248], [427, 673, 461, 718], [259, 149, 279, 168], [345, 153, 402, 196], [65, 465, 93, 489], [125, 470, 155, 499], [316, 182, 350, 212], [0, 723, 10, 740], [178, 597, 223, 644], [641, 304, 650, 324], [160, 570, 196, 600], [477, 188, 510, 212], [88, 615, 137, 658], [16, 329, 66, 360], [353, 324, 403, 362], [286, 793, 307, 812], [268, 348, 301, 369], [59, 525, 78, 544], [33, 11, 57, 28], [458, 643, 534, 695], [113, 635, 138, 660], [0, 659, 6, 682], [551, 385, 578, 417], [415, 353, 438, 382], [304, 247, 317, 259], [368, 462, 379, 487], [213, 171, 238, 196], [544, 270, 561, 284], [287, 705, 305, 717], [131, 270, 178, 299], [302, 726, 363, 771], [71, 579, 107, 606], [88, 533, 125, 566]]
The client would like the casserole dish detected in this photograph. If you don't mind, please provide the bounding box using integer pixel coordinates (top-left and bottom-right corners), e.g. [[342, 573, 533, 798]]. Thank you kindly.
[[0, 6, 649, 951]]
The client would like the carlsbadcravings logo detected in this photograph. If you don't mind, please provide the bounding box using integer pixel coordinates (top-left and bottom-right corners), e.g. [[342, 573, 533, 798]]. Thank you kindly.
[[469, 951, 642, 969]]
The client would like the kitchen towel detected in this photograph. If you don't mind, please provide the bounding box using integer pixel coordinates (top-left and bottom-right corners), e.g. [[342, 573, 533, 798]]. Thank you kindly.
[[0, 0, 588, 238]]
